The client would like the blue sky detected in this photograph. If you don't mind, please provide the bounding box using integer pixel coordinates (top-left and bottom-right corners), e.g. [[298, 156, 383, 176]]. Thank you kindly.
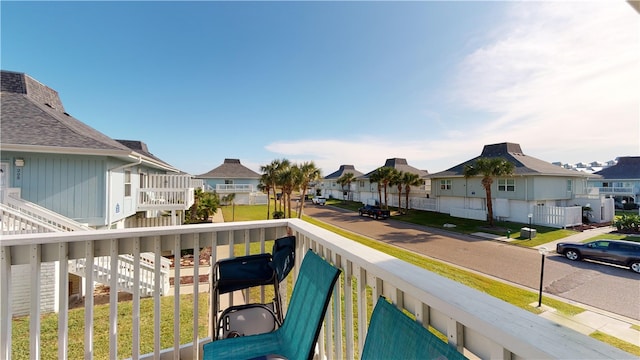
[[2, 1, 638, 176]]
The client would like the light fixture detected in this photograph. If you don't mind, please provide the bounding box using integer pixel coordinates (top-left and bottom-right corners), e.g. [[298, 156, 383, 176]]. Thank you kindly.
[[14, 158, 24, 167]]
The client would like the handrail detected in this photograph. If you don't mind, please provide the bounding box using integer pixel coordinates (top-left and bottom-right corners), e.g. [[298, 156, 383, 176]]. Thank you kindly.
[[0, 219, 628, 360], [4, 194, 93, 232], [0, 204, 61, 234]]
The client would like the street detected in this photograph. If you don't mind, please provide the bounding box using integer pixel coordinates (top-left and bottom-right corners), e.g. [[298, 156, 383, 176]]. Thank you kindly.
[[302, 204, 640, 321]]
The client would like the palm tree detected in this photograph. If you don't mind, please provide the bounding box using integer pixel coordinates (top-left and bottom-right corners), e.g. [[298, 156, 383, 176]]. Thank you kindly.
[[368, 169, 383, 206], [401, 172, 421, 214], [390, 170, 404, 212], [336, 172, 355, 201], [297, 161, 322, 218], [186, 188, 220, 223], [274, 159, 291, 214], [378, 167, 395, 209], [463, 157, 515, 227], [259, 161, 277, 219], [278, 162, 296, 218]]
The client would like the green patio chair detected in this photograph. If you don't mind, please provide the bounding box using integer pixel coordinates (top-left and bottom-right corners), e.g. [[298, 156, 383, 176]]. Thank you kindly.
[[361, 296, 468, 360], [203, 249, 341, 360]]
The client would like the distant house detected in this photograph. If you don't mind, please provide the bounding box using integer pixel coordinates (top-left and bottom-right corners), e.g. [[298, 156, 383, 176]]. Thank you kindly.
[[196, 158, 266, 205], [355, 158, 430, 207], [320, 165, 364, 200], [589, 156, 640, 207], [427, 142, 613, 228]]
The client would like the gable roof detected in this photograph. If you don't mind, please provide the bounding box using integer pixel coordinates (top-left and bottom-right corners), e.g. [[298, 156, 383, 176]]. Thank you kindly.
[[196, 158, 260, 179], [429, 142, 594, 178], [361, 158, 429, 179], [593, 157, 640, 179], [1, 70, 179, 172], [324, 165, 364, 179]]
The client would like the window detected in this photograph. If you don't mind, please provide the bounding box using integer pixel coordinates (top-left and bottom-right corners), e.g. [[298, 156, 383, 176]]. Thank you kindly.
[[498, 179, 515, 192], [440, 179, 451, 190], [124, 170, 131, 197], [359, 180, 365, 187], [566, 180, 572, 192], [225, 179, 234, 185]]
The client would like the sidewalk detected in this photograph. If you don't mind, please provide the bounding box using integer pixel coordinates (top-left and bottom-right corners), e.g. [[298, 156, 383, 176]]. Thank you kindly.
[[472, 226, 640, 347]]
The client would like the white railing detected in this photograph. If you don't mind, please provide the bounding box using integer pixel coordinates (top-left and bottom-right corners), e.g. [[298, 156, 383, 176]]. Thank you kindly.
[[595, 186, 635, 195], [0, 220, 627, 360], [0, 204, 61, 234], [137, 188, 195, 211], [190, 179, 205, 190], [2, 194, 93, 233], [215, 184, 254, 192], [146, 174, 194, 189], [69, 253, 171, 297]]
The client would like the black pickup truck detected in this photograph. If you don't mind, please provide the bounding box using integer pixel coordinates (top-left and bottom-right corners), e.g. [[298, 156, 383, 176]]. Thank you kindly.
[[358, 205, 391, 220]]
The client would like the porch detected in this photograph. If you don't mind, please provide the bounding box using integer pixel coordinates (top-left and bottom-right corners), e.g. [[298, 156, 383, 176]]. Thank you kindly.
[[0, 219, 626, 359], [136, 174, 197, 211]]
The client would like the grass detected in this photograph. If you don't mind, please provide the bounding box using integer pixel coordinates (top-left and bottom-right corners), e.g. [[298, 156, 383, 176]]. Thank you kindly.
[[12, 293, 209, 359], [584, 233, 640, 243]]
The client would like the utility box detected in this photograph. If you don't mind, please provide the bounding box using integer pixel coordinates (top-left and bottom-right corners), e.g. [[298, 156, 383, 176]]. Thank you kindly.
[[521, 227, 537, 239]]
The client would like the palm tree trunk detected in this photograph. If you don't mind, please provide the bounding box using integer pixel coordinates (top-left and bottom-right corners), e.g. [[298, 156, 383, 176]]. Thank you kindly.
[[405, 188, 410, 214], [485, 186, 494, 226], [266, 187, 271, 219]]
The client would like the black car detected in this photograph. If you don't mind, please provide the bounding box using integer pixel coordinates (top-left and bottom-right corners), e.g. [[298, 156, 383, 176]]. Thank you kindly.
[[556, 239, 640, 273]]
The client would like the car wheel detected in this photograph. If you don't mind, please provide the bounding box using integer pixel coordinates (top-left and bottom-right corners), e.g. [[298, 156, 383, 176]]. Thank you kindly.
[[630, 261, 640, 274], [564, 249, 581, 261]]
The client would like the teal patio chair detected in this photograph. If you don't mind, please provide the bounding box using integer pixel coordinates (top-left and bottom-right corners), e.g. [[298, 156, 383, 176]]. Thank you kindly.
[[361, 296, 468, 360], [203, 249, 341, 360]]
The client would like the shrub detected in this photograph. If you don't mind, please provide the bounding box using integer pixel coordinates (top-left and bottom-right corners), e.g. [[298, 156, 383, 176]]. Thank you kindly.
[[614, 214, 640, 233]]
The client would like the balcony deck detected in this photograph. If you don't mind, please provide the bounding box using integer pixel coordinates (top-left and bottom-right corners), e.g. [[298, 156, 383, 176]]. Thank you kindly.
[[0, 219, 630, 359]]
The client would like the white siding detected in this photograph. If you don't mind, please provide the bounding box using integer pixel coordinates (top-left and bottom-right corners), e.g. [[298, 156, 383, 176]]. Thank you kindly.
[[11, 262, 56, 316]]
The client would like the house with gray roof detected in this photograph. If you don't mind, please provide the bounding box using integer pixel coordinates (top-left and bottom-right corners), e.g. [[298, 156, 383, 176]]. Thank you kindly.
[[590, 156, 640, 208], [1, 70, 194, 229], [427, 142, 612, 228], [320, 164, 364, 200], [196, 158, 265, 205], [353, 158, 430, 207]]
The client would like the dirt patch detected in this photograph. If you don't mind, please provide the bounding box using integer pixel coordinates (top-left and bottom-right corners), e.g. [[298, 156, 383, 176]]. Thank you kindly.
[[169, 274, 209, 286], [69, 284, 133, 309], [165, 247, 212, 267], [567, 222, 612, 232]]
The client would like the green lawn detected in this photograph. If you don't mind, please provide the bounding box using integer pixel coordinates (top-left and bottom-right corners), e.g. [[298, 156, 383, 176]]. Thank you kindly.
[[12, 293, 209, 360]]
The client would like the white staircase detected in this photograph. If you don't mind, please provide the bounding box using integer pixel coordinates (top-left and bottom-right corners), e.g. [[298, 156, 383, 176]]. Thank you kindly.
[[1, 191, 170, 297], [69, 253, 171, 296], [2, 192, 93, 233]]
